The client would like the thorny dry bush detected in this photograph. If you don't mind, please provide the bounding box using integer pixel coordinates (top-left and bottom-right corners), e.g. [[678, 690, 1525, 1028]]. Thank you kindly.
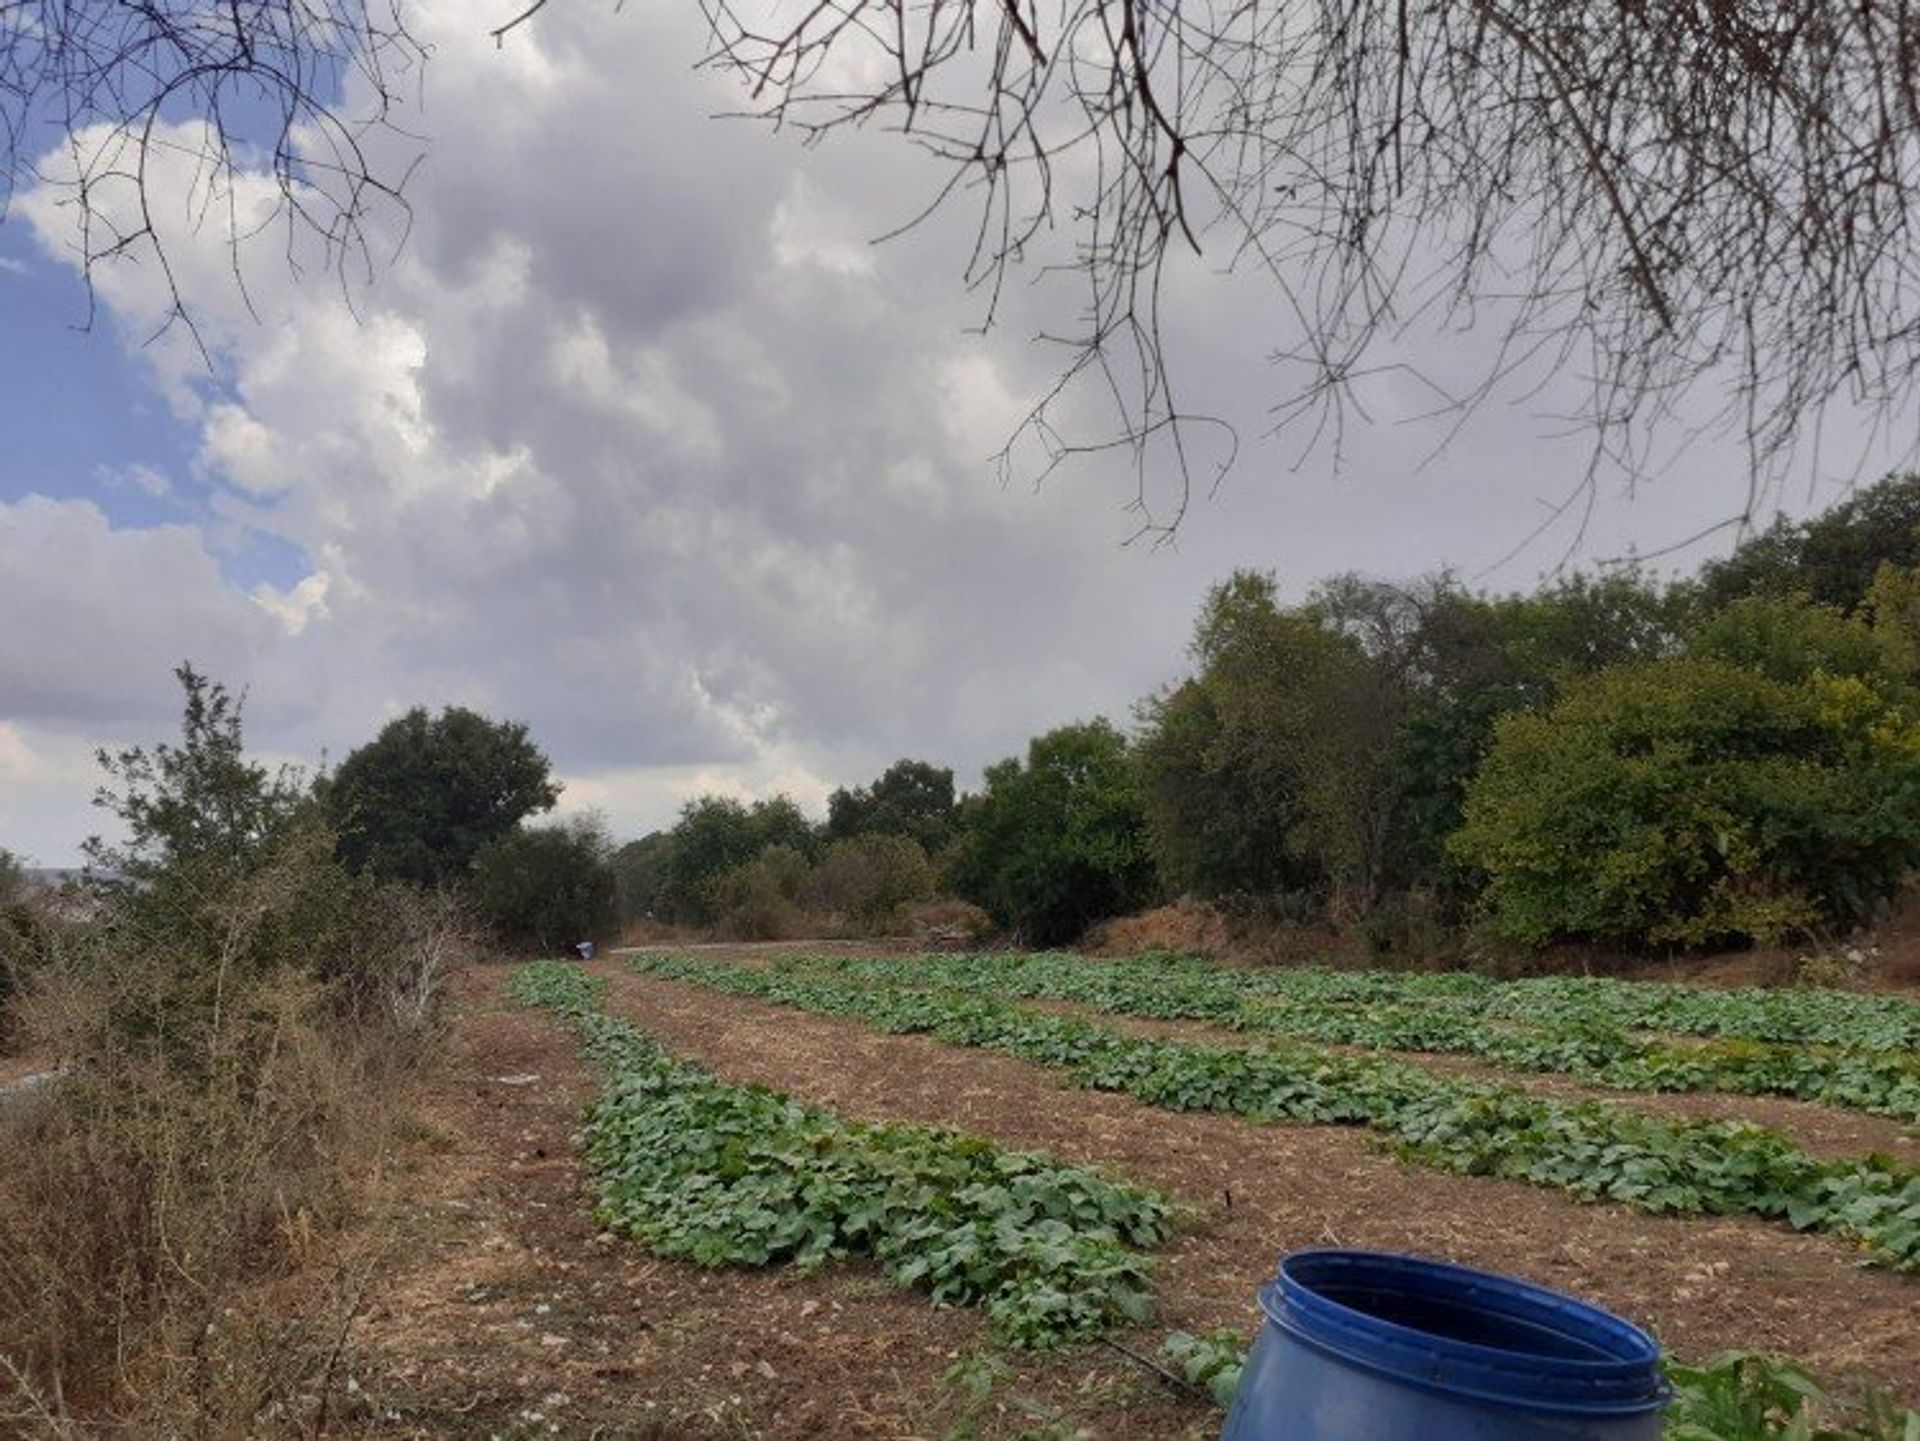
[[0, 836, 476, 1435]]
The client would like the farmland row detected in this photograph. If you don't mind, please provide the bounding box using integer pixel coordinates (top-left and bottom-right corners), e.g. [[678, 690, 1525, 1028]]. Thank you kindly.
[[803, 950, 1920, 1048], [776, 951, 1920, 1124], [632, 955, 1920, 1273], [509, 960, 1171, 1348]]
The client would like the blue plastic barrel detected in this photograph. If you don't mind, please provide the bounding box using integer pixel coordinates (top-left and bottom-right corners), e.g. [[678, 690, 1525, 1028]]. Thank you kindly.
[[1221, 1251, 1667, 1440]]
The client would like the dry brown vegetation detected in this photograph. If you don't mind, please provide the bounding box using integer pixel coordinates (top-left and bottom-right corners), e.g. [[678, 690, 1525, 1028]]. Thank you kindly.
[[0, 946, 445, 1437]]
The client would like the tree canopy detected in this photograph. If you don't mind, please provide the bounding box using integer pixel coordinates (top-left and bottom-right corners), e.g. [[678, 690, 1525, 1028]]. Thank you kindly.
[[328, 706, 559, 887]]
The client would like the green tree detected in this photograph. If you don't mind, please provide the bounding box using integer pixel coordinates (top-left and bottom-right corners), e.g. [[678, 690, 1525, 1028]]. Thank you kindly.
[[88, 665, 313, 894], [1694, 473, 1920, 614], [1390, 571, 1682, 894], [1453, 659, 1920, 950], [656, 794, 818, 925], [610, 831, 675, 929], [471, 818, 616, 953], [1139, 571, 1408, 914], [950, 720, 1155, 945], [1687, 595, 1891, 687], [825, 759, 957, 855], [328, 706, 559, 887], [808, 834, 936, 930]]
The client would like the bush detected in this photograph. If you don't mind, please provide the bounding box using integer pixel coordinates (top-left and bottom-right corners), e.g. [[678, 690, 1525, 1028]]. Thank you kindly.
[[470, 818, 616, 953], [807, 834, 935, 931], [949, 720, 1157, 946], [708, 845, 810, 940], [0, 669, 454, 1428], [655, 794, 818, 925], [1453, 658, 1920, 949]]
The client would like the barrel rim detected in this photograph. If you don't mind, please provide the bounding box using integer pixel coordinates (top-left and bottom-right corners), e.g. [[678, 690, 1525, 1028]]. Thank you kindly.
[[1262, 1248, 1668, 1417]]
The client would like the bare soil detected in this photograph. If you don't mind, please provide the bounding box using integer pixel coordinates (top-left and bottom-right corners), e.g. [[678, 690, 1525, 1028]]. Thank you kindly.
[[336, 965, 1209, 1440]]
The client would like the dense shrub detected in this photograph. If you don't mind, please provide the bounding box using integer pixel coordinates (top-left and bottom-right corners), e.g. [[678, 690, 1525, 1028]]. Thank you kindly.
[[950, 720, 1156, 946], [707, 844, 811, 940], [1453, 659, 1920, 949], [807, 834, 936, 930], [656, 794, 816, 925], [471, 818, 617, 953]]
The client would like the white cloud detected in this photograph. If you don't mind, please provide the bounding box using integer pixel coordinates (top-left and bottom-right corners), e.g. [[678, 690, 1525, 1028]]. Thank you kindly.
[[5, 0, 1905, 869]]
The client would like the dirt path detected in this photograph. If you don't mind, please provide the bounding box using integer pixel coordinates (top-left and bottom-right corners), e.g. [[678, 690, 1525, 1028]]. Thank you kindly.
[[1011, 1000, 1920, 1164], [595, 961, 1920, 1406], [341, 965, 1209, 1440]]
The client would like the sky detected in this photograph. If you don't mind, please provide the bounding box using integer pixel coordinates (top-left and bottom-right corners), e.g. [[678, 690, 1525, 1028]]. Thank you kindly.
[[0, 0, 1903, 866]]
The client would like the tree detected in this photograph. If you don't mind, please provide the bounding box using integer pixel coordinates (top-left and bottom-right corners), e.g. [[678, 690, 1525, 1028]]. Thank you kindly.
[[328, 706, 559, 888], [808, 834, 936, 930], [825, 760, 958, 855], [1693, 474, 1920, 615], [655, 793, 819, 925], [470, 818, 616, 953], [1139, 571, 1408, 914], [949, 720, 1155, 945], [610, 831, 676, 929], [14, 7, 1920, 524], [1687, 596, 1892, 689], [1453, 659, 1920, 950]]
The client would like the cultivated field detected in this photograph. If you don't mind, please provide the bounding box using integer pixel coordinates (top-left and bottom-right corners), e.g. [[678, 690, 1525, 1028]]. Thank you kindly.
[[342, 947, 1920, 1438]]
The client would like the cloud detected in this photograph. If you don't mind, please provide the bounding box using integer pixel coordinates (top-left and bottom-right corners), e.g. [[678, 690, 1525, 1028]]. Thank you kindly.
[[6, 0, 1904, 868], [0, 496, 274, 730]]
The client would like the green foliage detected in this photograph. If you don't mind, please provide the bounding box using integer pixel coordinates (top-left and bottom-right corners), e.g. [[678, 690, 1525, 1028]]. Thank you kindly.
[[1453, 658, 1920, 949], [1140, 571, 1399, 909], [656, 794, 818, 925], [1157, 1328, 1246, 1407], [470, 817, 615, 952], [638, 954, 1920, 1272], [87, 665, 315, 905], [1688, 595, 1893, 687], [1695, 473, 1920, 615], [328, 705, 559, 887], [77, 668, 466, 1049], [795, 948, 1920, 1081], [707, 843, 811, 940], [609, 830, 674, 929], [510, 961, 1170, 1347], [949, 720, 1156, 945], [1392, 571, 1682, 894], [827, 759, 958, 855], [1664, 1352, 1920, 1440], [808, 833, 936, 930]]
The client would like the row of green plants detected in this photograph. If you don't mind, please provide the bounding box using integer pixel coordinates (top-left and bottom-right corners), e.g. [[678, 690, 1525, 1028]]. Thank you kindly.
[[633, 956, 1920, 1271], [779, 952, 1920, 1122], [509, 961, 1171, 1347], [806, 947, 1920, 1048]]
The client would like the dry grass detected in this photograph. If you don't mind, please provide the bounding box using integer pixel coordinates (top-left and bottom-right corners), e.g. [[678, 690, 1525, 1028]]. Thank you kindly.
[[0, 960, 431, 1437]]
